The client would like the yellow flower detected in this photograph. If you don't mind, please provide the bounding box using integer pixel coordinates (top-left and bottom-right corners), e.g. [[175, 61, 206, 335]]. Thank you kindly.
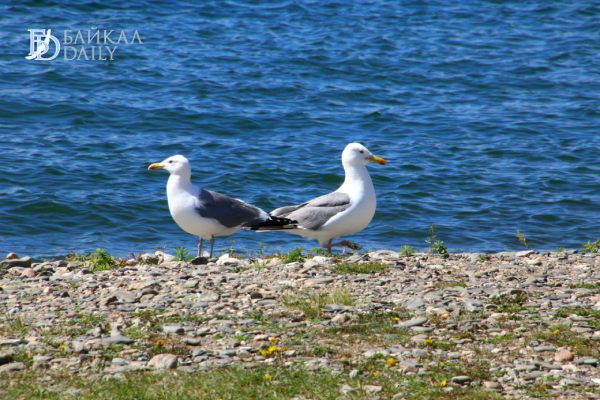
[[263, 373, 272, 381], [440, 379, 447, 387], [553, 328, 560, 335], [259, 345, 278, 357], [386, 356, 397, 367], [423, 338, 433, 345], [372, 370, 380, 377], [392, 316, 400, 322], [269, 337, 279, 344]]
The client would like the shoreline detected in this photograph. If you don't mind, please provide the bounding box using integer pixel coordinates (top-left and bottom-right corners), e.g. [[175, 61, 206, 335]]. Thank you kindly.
[[0, 249, 598, 399]]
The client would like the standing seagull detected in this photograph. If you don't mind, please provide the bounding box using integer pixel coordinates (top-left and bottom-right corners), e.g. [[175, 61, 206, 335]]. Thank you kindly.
[[270, 143, 386, 253], [148, 155, 294, 258]]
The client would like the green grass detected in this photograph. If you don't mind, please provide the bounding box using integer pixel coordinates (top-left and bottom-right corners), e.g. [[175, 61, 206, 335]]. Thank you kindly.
[[0, 365, 506, 400], [533, 325, 600, 357], [66, 248, 116, 271], [0, 315, 28, 337], [490, 292, 528, 313], [283, 247, 304, 263], [332, 262, 388, 274], [435, 280, 467, 289], [326, 312, 411, 346], [516, 229, 529, 249], [426, 224, 449, 258], [569, 283, 600, 293], [174, 246, 193, 262], [582, 239, 600, 254], [486, 334, 518, 344], [281, 289, 354, 320], [399, 245, 416, 257]]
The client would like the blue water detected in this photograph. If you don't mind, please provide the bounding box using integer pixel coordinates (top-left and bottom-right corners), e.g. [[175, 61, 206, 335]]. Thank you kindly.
[[0, 1, 599, 258]]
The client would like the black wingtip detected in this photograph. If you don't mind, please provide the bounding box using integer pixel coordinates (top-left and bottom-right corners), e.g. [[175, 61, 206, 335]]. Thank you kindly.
[[248, 215, 297, 231]]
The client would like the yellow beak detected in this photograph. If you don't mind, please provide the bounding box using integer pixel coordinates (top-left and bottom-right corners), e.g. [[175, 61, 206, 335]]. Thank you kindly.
[[148, 162, 164, 170], [368, 155, 387, 165]]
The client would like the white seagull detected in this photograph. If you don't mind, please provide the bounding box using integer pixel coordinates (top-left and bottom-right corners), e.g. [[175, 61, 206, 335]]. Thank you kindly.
[[148, 155, 295, 258], [270, 142, 386, 253]]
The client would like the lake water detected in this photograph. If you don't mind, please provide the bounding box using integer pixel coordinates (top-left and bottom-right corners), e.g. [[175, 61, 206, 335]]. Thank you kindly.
[[1, 1, 599, 258]]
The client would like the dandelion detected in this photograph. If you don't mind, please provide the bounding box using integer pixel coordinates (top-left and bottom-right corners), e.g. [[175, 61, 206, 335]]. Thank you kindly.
[[423, 338, 433, 345], [392, 316, 400, 322], [259, 345, 278, 358], [386, 356, 397, 367], [553, 328, 560, 335], [263, 373, 272, 381], [372, 370, 380, 377], [440, 379, 447, 387]]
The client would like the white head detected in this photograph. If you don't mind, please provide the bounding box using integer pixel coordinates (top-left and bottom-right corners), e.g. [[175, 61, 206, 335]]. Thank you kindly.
[[148, 154, 192, 177], [341, 142, 386, 168]]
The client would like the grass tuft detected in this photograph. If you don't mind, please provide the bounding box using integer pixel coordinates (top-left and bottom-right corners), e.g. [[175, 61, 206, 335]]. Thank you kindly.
[[281, 289, 354, 320], [332, 262, 388, 274], [283, 247, 304, 263], [399, 245, 416, 257], [582, 239, 600, 254], [174, 246, 193, 262]]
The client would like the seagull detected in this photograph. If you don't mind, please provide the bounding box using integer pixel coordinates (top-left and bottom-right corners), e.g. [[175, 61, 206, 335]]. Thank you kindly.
[[270, 142, 386, 254], [148, 155, 295, 258], [25, 29, 52, 60]]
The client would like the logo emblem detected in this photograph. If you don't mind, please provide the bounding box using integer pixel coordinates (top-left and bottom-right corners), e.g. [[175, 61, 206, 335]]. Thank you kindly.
[[26, 29, 60, 61]]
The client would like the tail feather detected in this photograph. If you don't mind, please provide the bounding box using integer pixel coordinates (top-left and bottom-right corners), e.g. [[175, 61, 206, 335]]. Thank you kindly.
[[247, 215, 297, 231]]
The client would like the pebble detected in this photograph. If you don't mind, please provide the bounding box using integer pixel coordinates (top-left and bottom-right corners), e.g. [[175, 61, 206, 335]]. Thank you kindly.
[[451, 376, 471, 385], [0, 362, 26, 372], [396, 317, 427, 328], [554, 349, 575, 363], [363, 385, 383, 395], [162, 325, 184, 334], [0, 250, 598, 399], [148, 354, 178, 370]]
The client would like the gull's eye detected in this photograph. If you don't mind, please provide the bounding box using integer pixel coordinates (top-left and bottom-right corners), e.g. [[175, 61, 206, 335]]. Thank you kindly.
[[359, 150, 364, 154], [168, 160, 174, 164]]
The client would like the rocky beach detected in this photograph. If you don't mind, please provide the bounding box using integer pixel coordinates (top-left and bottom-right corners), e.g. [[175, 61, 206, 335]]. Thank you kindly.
[[0, 249, 598, 399]]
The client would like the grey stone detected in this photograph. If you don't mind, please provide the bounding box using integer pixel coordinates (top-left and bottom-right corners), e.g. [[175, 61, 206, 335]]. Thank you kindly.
[[162, 325, 184, 334], [197, 291, 219, 302], [576, 357, 598, 366], [0, 362, 26, 372], [533, 345, 555, 352], [405, 297, 425, 310], [148, 354, 178, 370], [1, 257, 32, 269], [396, 317, 427, 328], [451, 375, 471, 385], [107, 335, 134, 345]]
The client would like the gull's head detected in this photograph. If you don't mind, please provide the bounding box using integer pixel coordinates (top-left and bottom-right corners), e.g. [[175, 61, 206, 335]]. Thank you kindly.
[[342, 142, 386, 167], [148, 154, 191, 176]]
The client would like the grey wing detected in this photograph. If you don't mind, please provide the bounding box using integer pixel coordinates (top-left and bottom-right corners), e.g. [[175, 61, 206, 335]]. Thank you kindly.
[[273, 192, 351, 230], [196, 189, 267, 228]]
